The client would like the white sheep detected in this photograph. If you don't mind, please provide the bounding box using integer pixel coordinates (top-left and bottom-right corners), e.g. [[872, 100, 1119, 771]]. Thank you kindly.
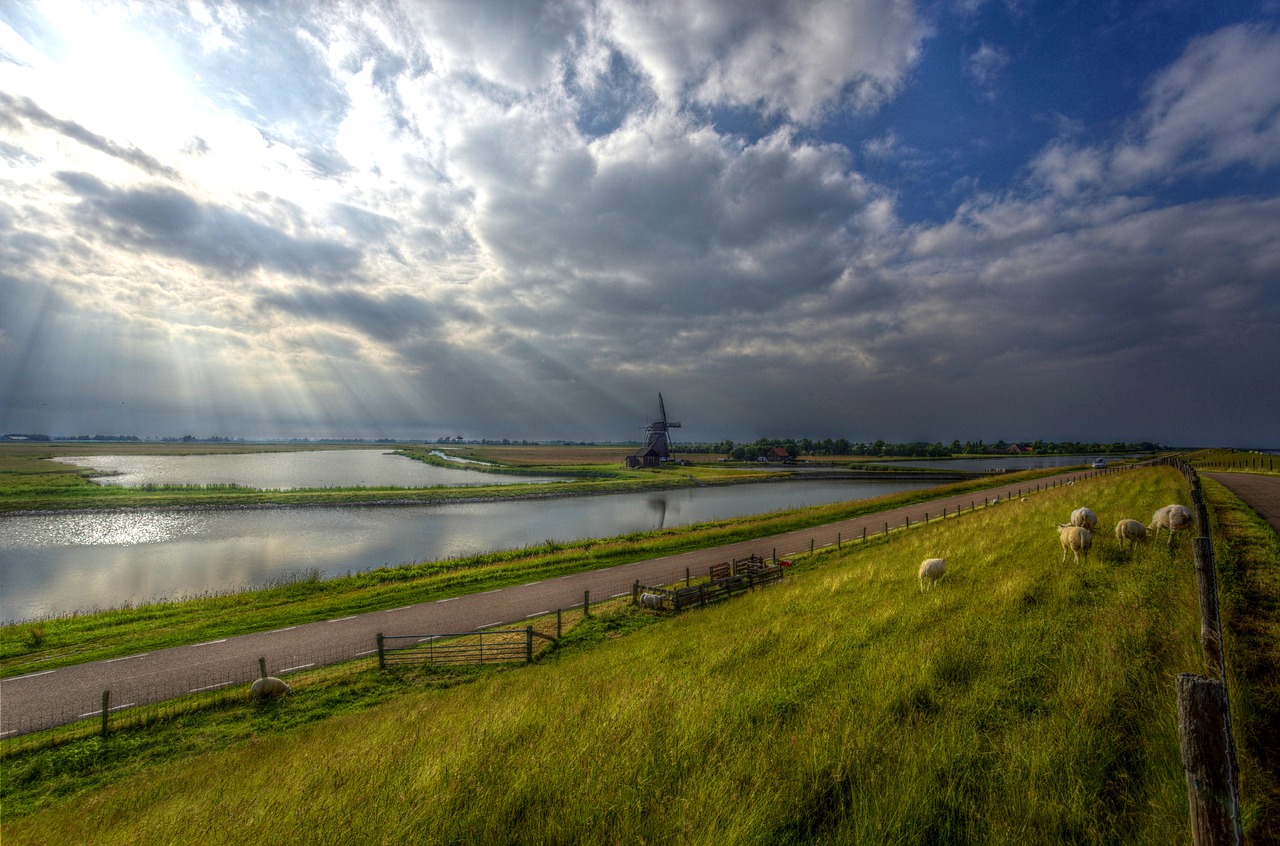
[[250, 676, 291, 701], [1149, 504, 1194, 545], [1114, 519, 1149, 553], [918, 557, 946, 592], [1057, 524, 1093, 564], [1069, 507, 1099, 531]]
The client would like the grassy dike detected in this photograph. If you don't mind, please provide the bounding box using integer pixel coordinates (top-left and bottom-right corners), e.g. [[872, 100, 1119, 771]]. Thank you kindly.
[[7, 465, 1274, 843]]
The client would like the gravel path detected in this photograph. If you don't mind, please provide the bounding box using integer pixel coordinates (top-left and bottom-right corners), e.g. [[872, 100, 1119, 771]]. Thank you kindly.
[[0, 466, 1114, 737]]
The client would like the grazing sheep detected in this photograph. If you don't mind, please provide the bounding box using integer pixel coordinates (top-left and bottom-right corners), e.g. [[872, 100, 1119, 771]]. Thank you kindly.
[[918, 558, 946, 592], [1149, 504, 1195, 545], [1057, 524, 1093, 564], [1069, 507, 1099, 531], [250, 676, 291, 701], [640, 592, 665, 609], [1115, 519, 1149, 553]]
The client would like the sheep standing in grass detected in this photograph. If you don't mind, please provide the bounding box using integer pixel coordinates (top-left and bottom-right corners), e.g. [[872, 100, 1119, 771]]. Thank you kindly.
[[1115, 519, 1149, 553], [918, 558, 946, 592], [1149, 504, 1195, 545], [1069, 507, 1099, 531], [1057, 524, 1093, 564], [251, 676, 290, 701]]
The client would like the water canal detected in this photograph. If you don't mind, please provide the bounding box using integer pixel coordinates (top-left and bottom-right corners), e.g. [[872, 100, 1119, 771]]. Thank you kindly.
[[2, 450, 939, 621]]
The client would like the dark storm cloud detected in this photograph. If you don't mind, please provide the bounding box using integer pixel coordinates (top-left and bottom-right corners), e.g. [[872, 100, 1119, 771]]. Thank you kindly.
[[55, 172, 362, 281], [0, 92, 181, 180]]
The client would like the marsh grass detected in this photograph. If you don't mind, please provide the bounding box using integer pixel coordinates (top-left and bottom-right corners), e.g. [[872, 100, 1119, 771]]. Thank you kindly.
[[1, 467, 1218, 844]]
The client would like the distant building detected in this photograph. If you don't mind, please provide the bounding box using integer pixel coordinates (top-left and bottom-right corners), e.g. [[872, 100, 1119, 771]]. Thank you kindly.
[[764, 446, 793, 463]]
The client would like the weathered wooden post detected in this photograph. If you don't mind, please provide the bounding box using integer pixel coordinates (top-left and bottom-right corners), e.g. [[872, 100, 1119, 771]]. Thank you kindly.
[[1177, 674, 1243, 846], [101, 690, 110, 738], [525, 626, 534, 663], [258, 656, 267, 679], [862, 526, 867, 542], [837, 532, 841, 549], [686, 567, 691, 587], [632, 580, 639, 605], [376, 633, 385, 669], [583, 590, 590, 617], [1194, 538, 1226, 679], [556, 609, 562, 639], [810, 539, 814, 554]]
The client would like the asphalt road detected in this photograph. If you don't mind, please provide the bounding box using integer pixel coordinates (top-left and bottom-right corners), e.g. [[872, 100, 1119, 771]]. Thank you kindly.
[[0, 466, 1112, 737], [1204, 472, 1280, 534]]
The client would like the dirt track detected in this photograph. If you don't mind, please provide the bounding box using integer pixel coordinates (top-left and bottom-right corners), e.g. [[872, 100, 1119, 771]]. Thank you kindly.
[[0, 466, 1118, 737]]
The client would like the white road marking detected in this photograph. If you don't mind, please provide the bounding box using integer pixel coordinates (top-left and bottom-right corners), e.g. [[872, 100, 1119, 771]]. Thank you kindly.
[[356, 649, 377, 656], [279, 663, 314, 673], [328, 616, 356, 623], [477, 621, 504, 630], [104, 654, 149, 663], [4, 670, 55, 682], [385, 606, 412, 613], [525, 611, 550, 618], [267, 626, 296, 634], [189, 681, 234, 693], [436, 597, 457, 603], [193, 639, 227, 647]]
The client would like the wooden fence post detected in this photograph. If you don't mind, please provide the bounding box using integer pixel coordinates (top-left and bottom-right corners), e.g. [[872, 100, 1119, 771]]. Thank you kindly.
[[101, 690, 110, 738], [1194, 537, 1227, 679], [258, 657, 267, 679], [557, 609, 562, 639], [1177, 674, 1243, 846], [526, 626, 533, 663], [632, 580, 639, 605], [377, 633, 385, 670], [583, 590, 590, 617]]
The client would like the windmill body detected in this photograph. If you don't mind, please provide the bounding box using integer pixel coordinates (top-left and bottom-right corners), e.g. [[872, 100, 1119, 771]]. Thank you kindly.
[[626, 393, 681, 468]]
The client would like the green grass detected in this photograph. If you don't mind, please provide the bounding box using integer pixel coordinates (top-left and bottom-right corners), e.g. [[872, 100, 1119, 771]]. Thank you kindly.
[[1204, 476, 1280, 842], [4, 466, 1249, 844]]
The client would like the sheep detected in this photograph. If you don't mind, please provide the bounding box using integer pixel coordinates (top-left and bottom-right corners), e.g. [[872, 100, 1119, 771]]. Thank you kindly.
[[1057, 524, 1093, 564], [1149, 504, 1195, 545], [918, 557, 946, 592], [1114, 518, 1149, 553], [1069, 507, 1099, 531], [250, 676, 291, 701]]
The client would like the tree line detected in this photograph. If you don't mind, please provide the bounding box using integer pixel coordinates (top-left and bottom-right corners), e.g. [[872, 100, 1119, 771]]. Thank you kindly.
[[671, 438, 1167, 461]]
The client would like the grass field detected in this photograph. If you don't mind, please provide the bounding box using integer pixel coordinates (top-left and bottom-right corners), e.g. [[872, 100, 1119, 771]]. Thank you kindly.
[[7, 464, 1273, 844]]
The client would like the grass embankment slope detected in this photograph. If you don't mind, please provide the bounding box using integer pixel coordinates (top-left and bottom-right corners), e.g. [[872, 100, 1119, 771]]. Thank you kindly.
[[8, 466, 1261, 844]]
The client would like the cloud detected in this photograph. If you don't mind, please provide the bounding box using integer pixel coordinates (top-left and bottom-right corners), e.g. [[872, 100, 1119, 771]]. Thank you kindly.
[[0, 91, 181, 179], [55, 172, 363, 281], [603, 0, 927, 123], [1116, 23, 1280, 178], [1033, 23, 1280, 195], [965, 42, 1009, 98]]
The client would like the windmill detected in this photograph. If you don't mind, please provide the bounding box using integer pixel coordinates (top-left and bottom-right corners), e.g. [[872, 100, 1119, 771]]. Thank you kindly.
[[626, 393, 682, 468]]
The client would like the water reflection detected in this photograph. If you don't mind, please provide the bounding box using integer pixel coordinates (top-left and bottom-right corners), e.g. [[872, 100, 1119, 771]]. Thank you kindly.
[[50, 449, 549, 489], [1, 478, 933, 622]]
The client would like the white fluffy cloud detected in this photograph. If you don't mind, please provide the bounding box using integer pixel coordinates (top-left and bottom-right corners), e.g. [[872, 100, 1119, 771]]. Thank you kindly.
[[1, 2, 1277, 444]]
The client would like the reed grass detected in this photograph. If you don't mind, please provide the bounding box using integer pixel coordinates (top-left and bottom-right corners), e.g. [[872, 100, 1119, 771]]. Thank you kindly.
[[1, 467, 1216, 844]]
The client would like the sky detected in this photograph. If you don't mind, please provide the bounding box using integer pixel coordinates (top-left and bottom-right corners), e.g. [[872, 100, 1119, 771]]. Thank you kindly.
[[1, 1, 1278, 447]]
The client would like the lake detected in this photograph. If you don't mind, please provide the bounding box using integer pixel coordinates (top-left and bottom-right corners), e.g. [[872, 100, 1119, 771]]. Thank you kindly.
[[50, 449, 550, 488], [0, 473, 936, 622]]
